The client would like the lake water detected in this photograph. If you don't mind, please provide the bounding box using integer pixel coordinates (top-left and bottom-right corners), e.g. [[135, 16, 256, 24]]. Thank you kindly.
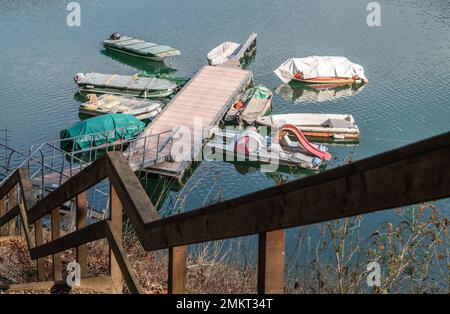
[[1, 1, 449, 243]]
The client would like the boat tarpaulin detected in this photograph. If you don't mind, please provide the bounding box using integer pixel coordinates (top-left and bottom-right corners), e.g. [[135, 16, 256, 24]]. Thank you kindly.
[[274, 56, 367, 83], [60, 114, 145, 152]]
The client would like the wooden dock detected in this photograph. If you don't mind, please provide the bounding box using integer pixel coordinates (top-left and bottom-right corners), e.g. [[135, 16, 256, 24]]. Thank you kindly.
[[131, 65, 253, 178]]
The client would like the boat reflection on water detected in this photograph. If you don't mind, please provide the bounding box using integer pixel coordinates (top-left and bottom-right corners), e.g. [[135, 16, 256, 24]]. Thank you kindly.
[[100, 49, 177, 75], [275, 82, 365, 104]]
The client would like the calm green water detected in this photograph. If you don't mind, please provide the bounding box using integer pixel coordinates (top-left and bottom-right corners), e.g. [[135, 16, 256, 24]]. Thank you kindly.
[[1, 1, 449, 227]]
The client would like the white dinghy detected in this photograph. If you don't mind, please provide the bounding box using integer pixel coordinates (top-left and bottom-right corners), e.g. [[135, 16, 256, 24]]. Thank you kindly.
[[207, 33, 257, 66], [256, 113, 360, 141], [79, 94, 163, 120]]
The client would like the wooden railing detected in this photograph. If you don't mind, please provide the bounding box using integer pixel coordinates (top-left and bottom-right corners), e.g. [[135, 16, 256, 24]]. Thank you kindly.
[[1, 131, 449, 293]]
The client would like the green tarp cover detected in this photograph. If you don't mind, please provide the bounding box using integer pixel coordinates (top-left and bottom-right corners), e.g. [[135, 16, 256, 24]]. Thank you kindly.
[[60, 114, 145, 152]]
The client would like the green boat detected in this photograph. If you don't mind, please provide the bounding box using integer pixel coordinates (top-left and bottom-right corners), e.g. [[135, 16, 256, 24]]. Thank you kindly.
[[60, 114, 145, 153], [103, 33, 181, 61], [74, 72, 177, 98]]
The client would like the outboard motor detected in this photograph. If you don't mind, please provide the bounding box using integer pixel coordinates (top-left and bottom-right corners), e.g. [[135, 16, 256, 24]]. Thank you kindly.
[[110, 32, 121, 40], [74, 73, 85, 83]]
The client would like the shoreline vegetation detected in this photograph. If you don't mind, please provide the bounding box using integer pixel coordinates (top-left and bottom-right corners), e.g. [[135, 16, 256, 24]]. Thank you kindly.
[[0, 204, 448, 294]]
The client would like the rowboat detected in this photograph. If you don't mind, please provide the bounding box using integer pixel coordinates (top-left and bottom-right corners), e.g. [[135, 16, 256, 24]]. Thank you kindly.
[[207, 33, 257, 66], [225, 85, 273, 124], [103, 33, 180, 61], [274, 56, 368, 85], [205, 125, 331, 170], [256, 113, 360, 141], [79, 94, 163, 120], [74, 73, 177, 98]]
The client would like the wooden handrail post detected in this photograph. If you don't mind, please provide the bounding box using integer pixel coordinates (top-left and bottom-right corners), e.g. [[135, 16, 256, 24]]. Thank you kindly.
[[51, 208, 62, 281], [168, 245, 187, 294], [258, 229, 285, 294], [110, 185, 123, 294], [34, 218, 46, 281], [76, 192, 88, 277], [0, 197, 6, 236], [8, 186, 16, 235]]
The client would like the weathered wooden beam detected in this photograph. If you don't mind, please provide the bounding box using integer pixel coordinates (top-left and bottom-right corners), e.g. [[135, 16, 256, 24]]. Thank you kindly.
[[8, 186, 16, 235], [106, 152, 159, 226], [30, 220, 107, 260], [51, 208, 62, 281], [258, 230, 285, 294], [76, 192, 88, 277], [0, 197, 6, 236], [109, 185, 123, 294], [168, 246, 187, 294], [0, 171, 19, 200], [34, 218, 46, 281], [141, 132, 450, 250], [0, 204, 19, 230], [105, 221, 144, 294]]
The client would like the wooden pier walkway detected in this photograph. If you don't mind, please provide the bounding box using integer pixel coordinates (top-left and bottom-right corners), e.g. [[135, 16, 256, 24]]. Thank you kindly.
[[130, 65, 253, 178]]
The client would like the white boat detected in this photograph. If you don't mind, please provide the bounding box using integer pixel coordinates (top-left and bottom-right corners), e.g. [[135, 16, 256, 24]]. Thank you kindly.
[[207, 33, 257, 66], [205, 126, 331, 170], [79, 94, 162, 120], [225, 85, 273, 124], [207, 42, 241, 65], [256, 113, 360, 141], [274, 56, 368, 85]]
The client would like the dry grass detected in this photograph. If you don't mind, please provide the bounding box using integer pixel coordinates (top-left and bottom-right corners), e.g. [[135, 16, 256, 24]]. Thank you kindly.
[[0, 204, 448, 294]]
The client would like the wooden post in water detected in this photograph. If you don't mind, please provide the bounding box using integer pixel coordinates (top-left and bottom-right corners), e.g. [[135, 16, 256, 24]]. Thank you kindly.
[[76, 192, 88, 277], [257, 229, 285, 294], [110, 185, 123, 293], [168, 245, 187, 294], [51, 208, 62, 281]]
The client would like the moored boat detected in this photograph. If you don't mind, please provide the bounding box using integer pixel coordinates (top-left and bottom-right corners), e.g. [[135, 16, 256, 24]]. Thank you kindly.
[[256, 113, 360, 141], [74, 72, 177, 98], [103, 33, 180, 61], [207, 33, 257, 66], [274, 56, 368, 85], [225, 85, 273, 124], [205, 125, 331, 170], [79, 94, 163, 120]]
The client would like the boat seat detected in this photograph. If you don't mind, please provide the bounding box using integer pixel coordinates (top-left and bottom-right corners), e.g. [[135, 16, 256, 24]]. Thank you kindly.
[[322, 118, 354, 128]]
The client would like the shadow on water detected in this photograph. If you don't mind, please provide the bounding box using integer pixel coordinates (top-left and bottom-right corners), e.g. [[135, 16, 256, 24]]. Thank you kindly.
[[100, 49, 177, 75], [275, 82, 366, 104]]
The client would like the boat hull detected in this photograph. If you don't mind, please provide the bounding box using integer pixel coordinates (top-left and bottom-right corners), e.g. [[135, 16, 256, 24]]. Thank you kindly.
[[292, 77, 367, 85], [78, 86, 175, 99], [104, 45, 165, 61]]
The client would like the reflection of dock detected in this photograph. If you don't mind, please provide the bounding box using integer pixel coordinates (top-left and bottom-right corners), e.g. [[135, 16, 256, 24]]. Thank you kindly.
[[130, 65, 253, 178]]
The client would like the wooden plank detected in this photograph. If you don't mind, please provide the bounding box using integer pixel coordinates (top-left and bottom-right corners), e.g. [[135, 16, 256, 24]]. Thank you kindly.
[[141, 132, 450, 250], [8, 186, 16, 235], [34, 218, 46, 281], [76, 192, 88, 277], [168, 245, 187, 294], [258, 230, 285, 294], [105, 221, 144, 294], [51, 208, 62, 281], [109, 185, 122, 294], [0, 197, 6, 236]]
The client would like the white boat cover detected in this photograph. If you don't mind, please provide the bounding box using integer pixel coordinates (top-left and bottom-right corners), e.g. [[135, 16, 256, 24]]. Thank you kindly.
[[207, 42, 240, 65], [274, 56, 367, 84]]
